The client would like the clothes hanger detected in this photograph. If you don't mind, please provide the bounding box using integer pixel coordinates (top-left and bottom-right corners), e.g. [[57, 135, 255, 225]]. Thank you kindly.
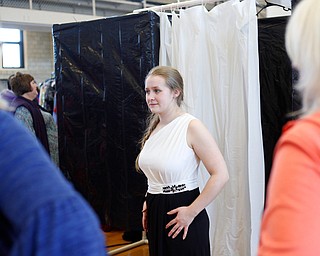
[[256, 0, 291, 16]]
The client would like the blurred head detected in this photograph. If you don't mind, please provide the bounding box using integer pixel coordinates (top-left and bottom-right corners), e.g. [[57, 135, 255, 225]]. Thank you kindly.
[[11, 72, 38, 100], [285, 0, 320, 113], [145, 66, 184, 107]]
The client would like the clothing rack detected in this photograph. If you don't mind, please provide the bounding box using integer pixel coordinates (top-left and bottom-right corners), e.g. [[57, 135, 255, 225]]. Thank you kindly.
[[133, 0, 224, 13]]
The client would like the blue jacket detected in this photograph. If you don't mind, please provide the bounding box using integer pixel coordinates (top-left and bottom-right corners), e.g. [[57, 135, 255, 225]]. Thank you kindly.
[[0, 110, 107, 256]]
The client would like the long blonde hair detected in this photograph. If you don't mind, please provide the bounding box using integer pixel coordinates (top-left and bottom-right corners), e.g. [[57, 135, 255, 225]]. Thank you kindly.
[[135, 66, 184, 171], [285, 0, 320, 115]]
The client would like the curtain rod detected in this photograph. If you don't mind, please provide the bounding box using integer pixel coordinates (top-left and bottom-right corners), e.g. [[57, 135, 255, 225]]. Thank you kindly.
[[133, 0, 222, 13]]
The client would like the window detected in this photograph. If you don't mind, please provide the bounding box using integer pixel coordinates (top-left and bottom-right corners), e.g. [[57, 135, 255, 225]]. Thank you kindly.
[[0, 28, 24, 69]]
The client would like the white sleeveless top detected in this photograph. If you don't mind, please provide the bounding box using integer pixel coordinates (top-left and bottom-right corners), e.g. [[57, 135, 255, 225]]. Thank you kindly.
[[139, 113, 200, 194]]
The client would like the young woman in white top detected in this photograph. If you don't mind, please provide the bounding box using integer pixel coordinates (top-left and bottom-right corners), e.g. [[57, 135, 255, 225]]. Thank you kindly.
[[137, 66, 229, 256]]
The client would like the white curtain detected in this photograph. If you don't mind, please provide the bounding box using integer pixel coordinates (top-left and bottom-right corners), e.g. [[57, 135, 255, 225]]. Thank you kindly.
[[157, 0, 264, 255]]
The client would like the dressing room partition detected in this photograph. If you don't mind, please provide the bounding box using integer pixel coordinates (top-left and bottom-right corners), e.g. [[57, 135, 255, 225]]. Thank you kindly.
[[53, 12, 160, 231]]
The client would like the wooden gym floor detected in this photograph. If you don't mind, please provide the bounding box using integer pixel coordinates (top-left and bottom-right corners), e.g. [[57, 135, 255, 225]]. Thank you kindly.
[[105, 230, 149, 256]]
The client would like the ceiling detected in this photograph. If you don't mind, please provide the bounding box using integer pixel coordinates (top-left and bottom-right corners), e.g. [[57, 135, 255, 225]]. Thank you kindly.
[[0, 0, 276, 18], [0, 0, 197, 32], [0, 0, 228, 31], [1, 0, 204, 17], [0, 0, 290, 32]]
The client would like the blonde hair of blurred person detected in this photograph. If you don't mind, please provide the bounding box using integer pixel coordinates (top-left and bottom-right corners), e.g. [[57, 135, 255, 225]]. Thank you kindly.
[[285, 0, 320, 115]]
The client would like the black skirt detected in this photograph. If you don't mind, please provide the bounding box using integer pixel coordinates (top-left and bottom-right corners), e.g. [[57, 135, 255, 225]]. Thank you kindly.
[[146, 188, 210, 256]]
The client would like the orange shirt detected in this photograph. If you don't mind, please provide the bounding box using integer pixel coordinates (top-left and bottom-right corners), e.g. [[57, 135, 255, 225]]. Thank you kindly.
[[259, 112, 320, 256]]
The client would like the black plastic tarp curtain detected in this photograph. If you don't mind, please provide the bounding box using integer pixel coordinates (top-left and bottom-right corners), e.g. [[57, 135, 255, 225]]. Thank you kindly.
[[258, 16, 301, 196], [52, 12, 160, 230]]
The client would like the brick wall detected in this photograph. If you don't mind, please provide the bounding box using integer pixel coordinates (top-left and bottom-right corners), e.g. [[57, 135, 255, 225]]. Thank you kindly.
[[0, 30, 54, 87]]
